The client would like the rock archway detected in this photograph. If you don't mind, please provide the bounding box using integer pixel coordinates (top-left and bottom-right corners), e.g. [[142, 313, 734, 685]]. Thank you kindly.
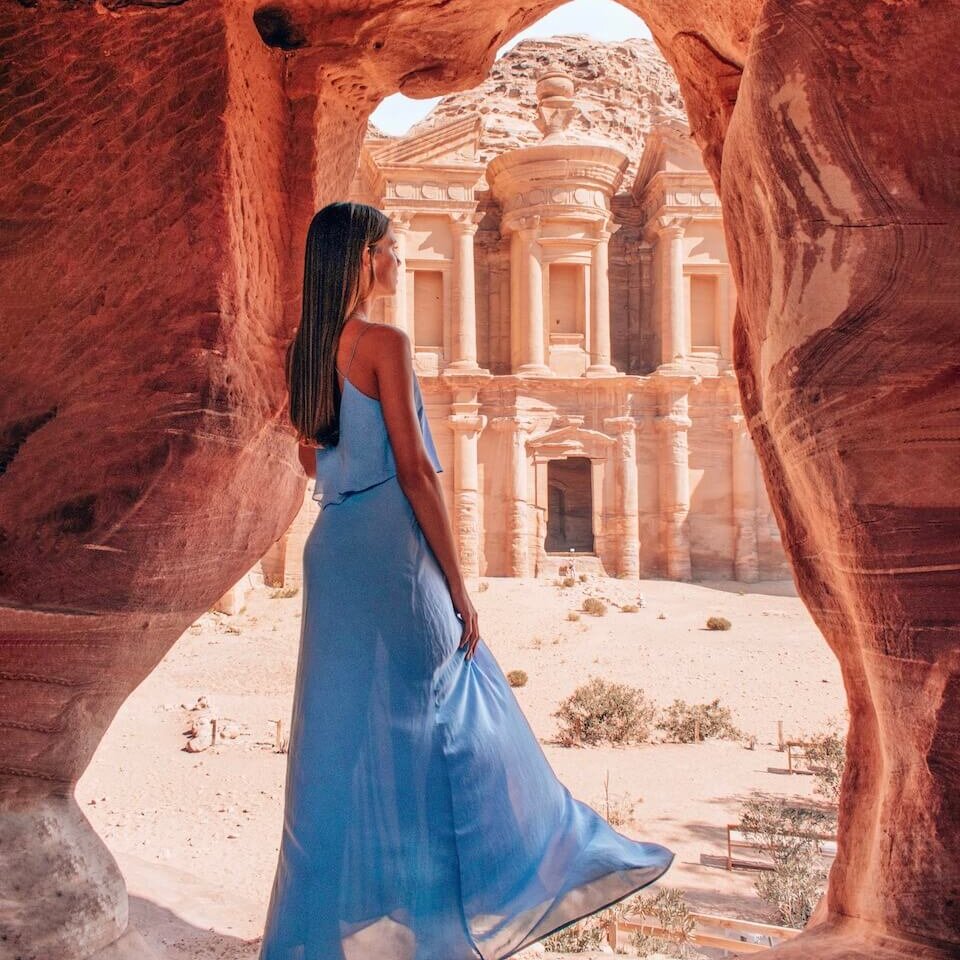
[[0, 1, 956, 957]]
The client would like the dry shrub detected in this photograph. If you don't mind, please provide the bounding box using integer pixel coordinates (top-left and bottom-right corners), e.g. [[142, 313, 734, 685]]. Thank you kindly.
[[566, 611, 581, 622], [269, 585, 299, 599], [706, 615, 731, 630], [541, 913, 606, 951], [554, 677, 656, 746], [591, 768, 643, 827], [621, 602, 640, 613], [582, 597, 608, 617], [658, 698, 742, 743], [506, 669, 528, 688]]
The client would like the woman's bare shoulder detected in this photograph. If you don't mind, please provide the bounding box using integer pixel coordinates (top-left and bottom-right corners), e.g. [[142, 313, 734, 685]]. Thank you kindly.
[[364, 321, 410, 354]]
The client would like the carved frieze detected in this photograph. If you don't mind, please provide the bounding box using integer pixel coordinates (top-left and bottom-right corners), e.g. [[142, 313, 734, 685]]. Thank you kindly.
[[387, 180, 476, 202]]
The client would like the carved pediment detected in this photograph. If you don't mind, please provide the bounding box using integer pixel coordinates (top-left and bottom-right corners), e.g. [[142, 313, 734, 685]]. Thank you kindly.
[[369, 115, 482, 166], [632, 120, 705, 199], [527, 423, 615, 459]]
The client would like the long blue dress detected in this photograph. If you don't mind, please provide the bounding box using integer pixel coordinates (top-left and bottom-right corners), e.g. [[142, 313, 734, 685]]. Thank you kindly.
[[259, 368, 675, 960]]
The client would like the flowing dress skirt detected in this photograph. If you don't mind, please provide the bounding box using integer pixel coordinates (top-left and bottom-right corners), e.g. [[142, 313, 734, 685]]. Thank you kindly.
[[259, 473, 674, 960]]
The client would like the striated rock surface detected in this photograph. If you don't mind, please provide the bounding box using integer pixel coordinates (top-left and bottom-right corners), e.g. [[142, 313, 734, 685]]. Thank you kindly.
[[0, 1, 958, 958], [402, 35, 686, 188]]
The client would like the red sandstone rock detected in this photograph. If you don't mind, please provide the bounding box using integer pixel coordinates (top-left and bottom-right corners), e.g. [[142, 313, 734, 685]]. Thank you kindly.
[[0, 1, 957, 958]]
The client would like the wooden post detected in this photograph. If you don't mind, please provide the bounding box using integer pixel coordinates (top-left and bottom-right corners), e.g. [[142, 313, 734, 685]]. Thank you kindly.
[[777, 720, 784, 751], [210, 717, 218, 750], [605, 917, 619, 949]]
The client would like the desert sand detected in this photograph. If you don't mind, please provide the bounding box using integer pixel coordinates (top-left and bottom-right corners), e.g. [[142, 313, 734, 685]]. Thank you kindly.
[[77, 573, 846, 958]]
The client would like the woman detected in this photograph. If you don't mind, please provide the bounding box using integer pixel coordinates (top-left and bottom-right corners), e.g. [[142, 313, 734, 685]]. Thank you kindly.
[[259, 201, 674, 960]]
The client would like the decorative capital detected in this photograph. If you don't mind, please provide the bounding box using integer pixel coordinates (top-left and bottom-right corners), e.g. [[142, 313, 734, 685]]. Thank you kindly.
[[655, 214, 692, 238], [448, 413, 487, 435], [654, 411, 692, 433], [603, 415, 638, 436], [727, 412, 755, 440], [450, 210, 482, 234], [510, 214, 542, 235]]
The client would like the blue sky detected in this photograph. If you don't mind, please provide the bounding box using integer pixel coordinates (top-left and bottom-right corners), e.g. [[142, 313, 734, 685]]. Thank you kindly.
[[369, 0, 652, 136]]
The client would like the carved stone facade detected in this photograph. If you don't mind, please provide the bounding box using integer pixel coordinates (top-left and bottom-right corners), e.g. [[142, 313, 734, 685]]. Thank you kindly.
[[269, 65, 788, 582]]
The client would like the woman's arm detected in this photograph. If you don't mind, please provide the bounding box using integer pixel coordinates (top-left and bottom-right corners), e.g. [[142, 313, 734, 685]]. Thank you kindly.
[[297, 441, 317, 479], [372, 325, 480, 656]]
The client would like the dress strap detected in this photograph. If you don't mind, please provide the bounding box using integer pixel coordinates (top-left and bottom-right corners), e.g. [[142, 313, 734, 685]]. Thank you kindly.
[[337, 323, 373, 379]]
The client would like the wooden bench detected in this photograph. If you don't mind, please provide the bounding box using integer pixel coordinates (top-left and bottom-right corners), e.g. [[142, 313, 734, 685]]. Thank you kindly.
[[786, 739, 814, 773], [726, 822, 838, 871], [606, 910, 801, 954]]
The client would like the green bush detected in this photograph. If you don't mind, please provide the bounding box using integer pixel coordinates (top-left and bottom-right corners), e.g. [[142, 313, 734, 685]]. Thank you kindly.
[[739, 795, 833, 927], [609, 888, 696, 958], [506, 669, 528, 688], [658, 698, 742, 743], [554, 677, 657, 746], [706, 616, 731, 630], [803, 719, 847, 804]]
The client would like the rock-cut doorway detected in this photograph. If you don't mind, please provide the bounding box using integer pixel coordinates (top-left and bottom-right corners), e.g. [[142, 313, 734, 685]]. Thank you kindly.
[[544, 456, 595, 553]]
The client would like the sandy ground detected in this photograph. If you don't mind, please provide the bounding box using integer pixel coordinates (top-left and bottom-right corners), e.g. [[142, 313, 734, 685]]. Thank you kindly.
[[77, 574, 847, 958]]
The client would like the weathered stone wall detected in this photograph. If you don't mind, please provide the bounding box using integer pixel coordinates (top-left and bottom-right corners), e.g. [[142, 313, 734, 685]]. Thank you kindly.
[[714, 3, 960, 947], [0, 3, 302, 954]]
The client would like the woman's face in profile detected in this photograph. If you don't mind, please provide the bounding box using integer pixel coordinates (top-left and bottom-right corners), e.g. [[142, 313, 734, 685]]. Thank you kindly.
[[367, 226, 401, 299]]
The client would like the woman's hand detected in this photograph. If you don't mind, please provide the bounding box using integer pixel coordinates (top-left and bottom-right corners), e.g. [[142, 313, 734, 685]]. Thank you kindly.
[[449, 582, 480, 660]]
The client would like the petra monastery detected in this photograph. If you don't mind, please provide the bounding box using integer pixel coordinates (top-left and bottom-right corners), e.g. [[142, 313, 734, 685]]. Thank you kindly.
[[264, 37, 789, 588], [4, 5, 956, 959]]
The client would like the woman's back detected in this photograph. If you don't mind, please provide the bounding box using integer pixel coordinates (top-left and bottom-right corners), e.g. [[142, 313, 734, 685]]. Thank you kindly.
[[312, 332, 443, 509]]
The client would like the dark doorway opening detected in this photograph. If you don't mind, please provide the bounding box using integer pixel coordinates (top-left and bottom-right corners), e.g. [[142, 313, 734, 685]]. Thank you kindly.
[[545, 457, 594, 552]]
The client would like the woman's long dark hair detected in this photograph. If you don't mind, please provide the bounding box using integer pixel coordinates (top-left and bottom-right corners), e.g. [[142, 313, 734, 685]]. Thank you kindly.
[[286, 202, 390, 447]]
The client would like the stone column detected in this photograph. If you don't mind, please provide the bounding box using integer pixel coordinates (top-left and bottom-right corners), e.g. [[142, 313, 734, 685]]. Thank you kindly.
[[654, 387, 693, 580], [449, 213, 481, 370], [624, 249, 641, 373], [385, 214, 412, 344], [657, 216, 691, 365], [728, 412, 760, 581], [604, 415, 640, 578], [508, 215, 550, 376], [447, 408, 486, 577], [586, 219, 619, 376], [491, 416, 533, 575], [639, 244, 653, 369]]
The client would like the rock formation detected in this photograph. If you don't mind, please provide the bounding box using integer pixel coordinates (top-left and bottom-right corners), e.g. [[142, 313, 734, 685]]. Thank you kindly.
[[400, 34, 686, 189], [0, 1, 957, 958]]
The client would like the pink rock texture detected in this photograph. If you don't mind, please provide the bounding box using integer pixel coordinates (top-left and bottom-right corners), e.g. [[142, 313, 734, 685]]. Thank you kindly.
[[0, 1, 957, 958]]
